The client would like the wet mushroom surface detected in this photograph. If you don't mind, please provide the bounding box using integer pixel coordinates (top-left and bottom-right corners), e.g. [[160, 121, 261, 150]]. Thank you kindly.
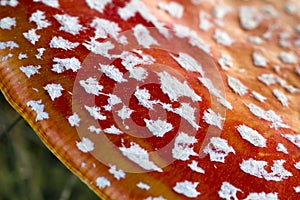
[[0, 0, 300, 200]]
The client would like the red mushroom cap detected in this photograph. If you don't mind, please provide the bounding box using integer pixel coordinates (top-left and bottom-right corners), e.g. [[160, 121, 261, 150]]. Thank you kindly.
[[0, 0, 300, 199]]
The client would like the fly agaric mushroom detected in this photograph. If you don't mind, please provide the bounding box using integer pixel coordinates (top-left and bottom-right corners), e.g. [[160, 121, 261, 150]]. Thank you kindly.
[[0, 0, 300, 199]]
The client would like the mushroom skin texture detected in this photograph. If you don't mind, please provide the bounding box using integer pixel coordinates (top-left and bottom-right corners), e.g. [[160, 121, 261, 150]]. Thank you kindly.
[[0, 0, 300, 199]]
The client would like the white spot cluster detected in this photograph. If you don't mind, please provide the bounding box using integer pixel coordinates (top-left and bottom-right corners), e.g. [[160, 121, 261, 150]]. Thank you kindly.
[[0, 41, 18, 50], [104, 125, 123, 135], [119, 142, 162, 172], [36, 48, 45, 59], [79, 77, 103, 96], [218, 182, 241, 200], [199, 11, 211, 31], [43, 83, 64, 101], [158, 71, 201, 102], [84, 105, 106, 120], [99, 64, 127, 83], [118, 0, 169, 38], [134, 87, 155, 110], [227, 76, 248, 96], [279, 32, 291, 48], [129, 67, 148, 81], [27, 100, 49, 121], [33, 0, 59, 8], [23, 29, 40, 45], [90, 18, 126, 44], [281, 82, 299, 94], [262, 5, 278, 18], [76, 137, 94, 153], [199, 11, 212, 31], [213, 29, 233, 46], [164, 102, 200, 130], [52, 57, 81, 73], [118, 0, 141, 20], [240, 159, 292, 181], [29, 10, 51, 29], [188, 160, 205, 174], [18, 53, 27, 60], [247, 103, 289, 129], [281, 134, 300, 148], [294, 186, 300, 193], [251, 91, 267, 102], [1, 53, 13, 62], [257, 74, 278, 85], [204, 137, 235, 163], [83, 40, 114, 58], [252, 52, 267, 67], [172, 132, 198, 161], [54, 14, 83, 35], [121, 50, 155, 70], [285, 2, 298, 14], [157, 1, 184, 19], [276, 143, 288, 154], [203, 109, 224, 130], [248, 36, 264, 44], [0, 17, 16, 30], [212, 5, 230, 19], [218, 54, 233, 71], [133, 24, 158, 48], [236, 124, 267, 147], [294, 162, 300, 170], [108, 165, 125, 180], [20, 65, 41, 78], [105, 94, 121, 111], [68, 113, 80, 127], [85, 0, 111, 13], [50, 36, 79, 50], [171, 52, 204, 76], [96, 176, 111, 189], [117, 105, 133, 120], [244, 192, 278, 200], [136, 182, 150, 190], [173, 180, 200, 198], [239, 6, 261, 30], [144, 119, 173, 137], [88, 125, 101, 134], [0, 0, 18, 7], [272, 89, 288, 107], [278, 52, 297, 64], [173, 24, 210, 53]]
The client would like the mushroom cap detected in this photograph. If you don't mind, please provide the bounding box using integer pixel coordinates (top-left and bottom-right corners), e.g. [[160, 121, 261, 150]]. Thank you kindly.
[[0, 0, 300, 199]]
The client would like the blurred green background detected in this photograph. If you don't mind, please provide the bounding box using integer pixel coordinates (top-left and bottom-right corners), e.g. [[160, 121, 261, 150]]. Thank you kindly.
[[0, 92, 99, 200]]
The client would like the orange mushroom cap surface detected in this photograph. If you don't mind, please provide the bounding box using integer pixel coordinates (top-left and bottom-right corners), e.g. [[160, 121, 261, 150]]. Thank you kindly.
[[0, 0, 300, 199]]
